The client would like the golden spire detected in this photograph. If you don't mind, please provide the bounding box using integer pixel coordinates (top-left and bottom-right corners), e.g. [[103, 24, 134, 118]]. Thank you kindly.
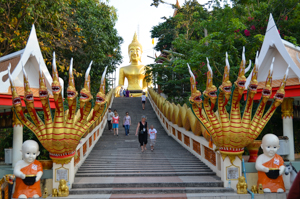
[[128, 32, 143, 53]]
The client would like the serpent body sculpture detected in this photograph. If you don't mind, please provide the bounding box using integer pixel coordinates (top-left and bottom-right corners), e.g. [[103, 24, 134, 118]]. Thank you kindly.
[[8, 52, 108, 164], [188, 49, 289, 162]]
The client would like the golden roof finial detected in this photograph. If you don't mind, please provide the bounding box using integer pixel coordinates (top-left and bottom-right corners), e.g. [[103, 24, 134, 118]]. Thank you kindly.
[[128, 32, 143, 53]]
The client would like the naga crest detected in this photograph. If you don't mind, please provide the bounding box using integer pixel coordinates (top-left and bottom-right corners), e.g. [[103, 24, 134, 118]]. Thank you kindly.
[[203, 58, 217, 110], [188, 48, 289, 163], [218, 52, 232, 105], [9, 53, 110, 164], [187, 63, 202, 109]]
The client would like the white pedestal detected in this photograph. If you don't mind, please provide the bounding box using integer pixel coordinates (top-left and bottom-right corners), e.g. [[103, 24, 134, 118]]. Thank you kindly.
[[220, 155, 242, 190], [52, 158, 75, 189], [12, 125, 23, 167], [283, 117, 295, 161]]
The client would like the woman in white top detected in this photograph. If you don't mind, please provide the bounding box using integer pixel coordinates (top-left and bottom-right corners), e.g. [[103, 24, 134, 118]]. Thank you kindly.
[[141, 92, 146, 110]]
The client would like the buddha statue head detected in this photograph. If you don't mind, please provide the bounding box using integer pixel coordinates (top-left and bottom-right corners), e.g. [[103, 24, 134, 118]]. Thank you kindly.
[[128, 32, 143, 63]]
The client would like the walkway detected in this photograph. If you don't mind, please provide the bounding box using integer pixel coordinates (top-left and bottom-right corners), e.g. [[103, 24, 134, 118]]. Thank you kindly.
[[69, 97, 235, 198]]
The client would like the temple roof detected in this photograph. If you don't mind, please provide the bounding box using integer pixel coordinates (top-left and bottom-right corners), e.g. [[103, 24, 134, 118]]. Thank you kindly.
[[0, 25, 57, 110], [245, 14, 300, 92]]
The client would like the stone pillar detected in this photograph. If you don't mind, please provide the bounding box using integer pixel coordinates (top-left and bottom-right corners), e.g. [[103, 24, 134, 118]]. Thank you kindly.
[[281, 98, 295, 161], [53, 158, 75, 189], [220, 155, 242, 190], [12, 111, 23, 167]]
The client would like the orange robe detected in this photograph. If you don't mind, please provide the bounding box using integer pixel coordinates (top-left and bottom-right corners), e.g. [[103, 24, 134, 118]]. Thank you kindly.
[[257, 154, 285, 192], [13, 160, 43, 198]]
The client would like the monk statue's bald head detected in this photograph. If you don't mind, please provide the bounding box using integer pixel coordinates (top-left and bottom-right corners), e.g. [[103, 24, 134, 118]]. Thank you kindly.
[[21, 140, 40, 164], [261, 134, 280, 158]]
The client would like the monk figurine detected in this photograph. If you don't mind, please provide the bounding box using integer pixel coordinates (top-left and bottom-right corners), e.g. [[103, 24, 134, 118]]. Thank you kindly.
[[236, 176, 247, 194], [255, 134, 285, 192], [13, 140, 43, 198], [58, 179, 69, 197], [116, 32, 151, 97]]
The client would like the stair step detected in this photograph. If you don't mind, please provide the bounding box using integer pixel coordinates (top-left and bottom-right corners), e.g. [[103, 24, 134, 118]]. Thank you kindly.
[[77, 169, 212, 173], [70, 97, 231, 197], [75, 171, 216, 177], [70, 187, 233, 194]]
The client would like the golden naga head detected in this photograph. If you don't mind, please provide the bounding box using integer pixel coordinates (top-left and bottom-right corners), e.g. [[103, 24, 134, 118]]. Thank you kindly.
[[187, 63, 202, 108], [274, 65, 289, 107], [262, 57, 275, 103], [8, 64, 22, 109], [248, 51, 259, 97], [80, 61, 93, 104], [234, 47, 247, 95], [128, 32, 142, 63], [95, 66, 108, 106], [203, 58, 217, 109], [219, 52, 232, 104], [39, 60, 49, 100], [22, 63, 34, 104], [51, 52, 62, 101], [67, 58, 78, 106]]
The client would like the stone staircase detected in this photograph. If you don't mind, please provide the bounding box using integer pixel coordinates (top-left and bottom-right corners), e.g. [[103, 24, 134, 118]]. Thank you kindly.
[[69, 97, 235, 198]]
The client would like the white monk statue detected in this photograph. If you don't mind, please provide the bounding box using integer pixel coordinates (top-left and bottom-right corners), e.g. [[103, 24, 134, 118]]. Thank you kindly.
[[13, 140, 43, 198], [255, 134, 285, 192]]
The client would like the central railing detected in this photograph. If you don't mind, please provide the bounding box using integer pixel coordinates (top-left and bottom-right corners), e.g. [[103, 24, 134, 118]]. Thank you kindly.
[[148, 89, 223, 178]]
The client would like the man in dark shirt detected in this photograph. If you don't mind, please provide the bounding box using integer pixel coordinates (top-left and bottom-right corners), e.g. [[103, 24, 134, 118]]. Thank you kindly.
[[288, 172, 300, 199]]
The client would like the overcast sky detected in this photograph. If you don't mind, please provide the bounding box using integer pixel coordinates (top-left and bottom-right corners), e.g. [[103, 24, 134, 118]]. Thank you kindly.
[[108, 0, 210, 87]]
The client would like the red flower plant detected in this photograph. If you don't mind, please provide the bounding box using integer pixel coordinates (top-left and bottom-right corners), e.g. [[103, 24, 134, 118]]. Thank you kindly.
[[250, 25, 255, 30], [244, 29, 250, 36]]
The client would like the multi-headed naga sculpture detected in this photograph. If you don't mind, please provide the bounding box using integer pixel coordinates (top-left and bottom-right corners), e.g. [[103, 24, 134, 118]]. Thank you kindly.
[[188, 48, 289, 162], [8, 52, 108, 164]]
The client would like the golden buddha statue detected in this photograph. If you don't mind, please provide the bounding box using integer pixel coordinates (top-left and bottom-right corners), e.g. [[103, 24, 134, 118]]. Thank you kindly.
[[116, 32, 150, 97]]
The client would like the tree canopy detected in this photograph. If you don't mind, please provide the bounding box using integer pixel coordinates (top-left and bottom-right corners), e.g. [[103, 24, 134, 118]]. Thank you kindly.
[[149, 0, 299, 103], [0, 0, 123, 95]]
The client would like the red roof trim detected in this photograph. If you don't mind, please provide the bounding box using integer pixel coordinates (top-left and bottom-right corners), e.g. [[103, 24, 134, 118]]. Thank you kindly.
[[0, 94, 56, 109], [243, 85, 300, 100]]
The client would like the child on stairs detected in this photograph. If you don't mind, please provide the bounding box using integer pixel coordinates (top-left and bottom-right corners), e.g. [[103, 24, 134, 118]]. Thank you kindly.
[[148, 125, 157, 151], [112, 112, 119, 136]]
